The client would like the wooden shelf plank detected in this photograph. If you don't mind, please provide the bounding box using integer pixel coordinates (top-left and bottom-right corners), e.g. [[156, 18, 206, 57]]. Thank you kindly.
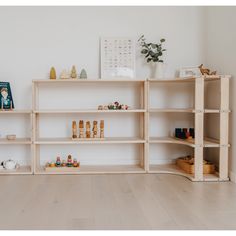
[[33, 79, 146, 83], [0, 165, 32, 175], [149, 136, 222, 147], [35, 137, 146, 144], [33, 109, 146, 114], [0, 138, 32, 145], [36, 165, 145, 174], [0, 110, 31, 114], [149, 164, 220, 181], [149, 108, 195, 113]]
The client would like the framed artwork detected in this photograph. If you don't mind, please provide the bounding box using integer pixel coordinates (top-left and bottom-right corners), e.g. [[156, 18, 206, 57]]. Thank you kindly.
[[100, 37, 135, 79], [0, 82, 14, 109], [179, 67, 201, 78]]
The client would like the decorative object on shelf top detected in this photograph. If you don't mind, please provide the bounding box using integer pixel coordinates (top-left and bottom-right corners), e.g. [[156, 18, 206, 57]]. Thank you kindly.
[[6, 134, 16, 140], [71, 120, 105, 140], [98, 101, 129, 110], [0, 82, 14, 110], [199, 64, 217, 76], [45, 155, 80, 169], [71, 65, 77, 79], [100, 37, 135, 79], [175, 128, 194, 140], [138, 35, 166, 79], [60, 69, 70, 79], [179, 66, 201, 78], [79, 69, 87, 79], [1, 159, 19, 170], [176, 156, 215, 174], [50, 67, 57, 80]]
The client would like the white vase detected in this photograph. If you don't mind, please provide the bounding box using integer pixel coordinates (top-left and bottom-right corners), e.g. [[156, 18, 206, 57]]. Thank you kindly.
[[151, 62, 164, 79]]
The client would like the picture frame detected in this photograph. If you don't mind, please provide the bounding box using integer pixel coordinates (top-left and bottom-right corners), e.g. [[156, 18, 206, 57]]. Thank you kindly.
[[100, 37, 135, 79], [179, 66, 201, 78], [0, 82, 14, 109]]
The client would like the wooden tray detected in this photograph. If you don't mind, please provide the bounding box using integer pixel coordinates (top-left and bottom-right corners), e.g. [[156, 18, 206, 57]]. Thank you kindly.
[[176, 158, 215, 174], [45, 166, 80, 172], [72, 138, 105, 141]]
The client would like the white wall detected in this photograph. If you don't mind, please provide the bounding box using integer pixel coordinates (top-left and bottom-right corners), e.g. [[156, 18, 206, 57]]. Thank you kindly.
[[0, 6, 206, 166], [206, 6, 236, 181]]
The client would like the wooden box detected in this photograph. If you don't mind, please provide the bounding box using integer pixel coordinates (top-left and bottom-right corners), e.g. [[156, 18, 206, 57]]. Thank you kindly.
[[176, 158, 215, 174]]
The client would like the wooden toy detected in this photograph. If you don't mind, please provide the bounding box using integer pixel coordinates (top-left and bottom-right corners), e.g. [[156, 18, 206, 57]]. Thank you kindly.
[[61, 160, 67, 167], [73, 159, 80, 167], [86, 121, 91, 138], [100, 120, 104, 138], [72, 121, 77, 138], [175, 128, 194, 139], [199, 64, 217, 76], [67, 155, 73, 167], [98, 105, 103, 110], [49, 162, 56, 167], [71, 65, 77, 79], [60, 70, 70, 79], [55, 157, 61, 167], [80, 69, 87, 79], [50, 67, 56, 80], [6, 134, 16, 140], [79, 120, 84, 138], [92, 121, 98, 138]]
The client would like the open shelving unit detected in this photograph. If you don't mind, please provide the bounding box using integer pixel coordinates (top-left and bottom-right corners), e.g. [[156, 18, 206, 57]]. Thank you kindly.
[[0, 110, 33, 175], [0, 76, 230, 181], [32, 78, 148, 174]]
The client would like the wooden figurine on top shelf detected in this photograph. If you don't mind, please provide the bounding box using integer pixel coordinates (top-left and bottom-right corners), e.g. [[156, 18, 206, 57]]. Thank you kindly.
[[86, 121, 91, 138], [72, 121, 77, 138], [79, 69, 87, 79], [50, 67, 57, 80], [60, 70, 70, 79], [199, 64, 217, 76], [71, 65, 77, 79], [100, 120, 104, 138], [92, 121, 98, 138], [79, 120, 84, 138], [73, 159, 80, 167], [55, 156, 61, 167]]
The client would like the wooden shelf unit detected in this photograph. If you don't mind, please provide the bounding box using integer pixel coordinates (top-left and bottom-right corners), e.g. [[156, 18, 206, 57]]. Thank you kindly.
[[32, 79, 148, 175], [0, 110, 33, 175], [1, 76, 230, 181], [148, 75, 231, 181]]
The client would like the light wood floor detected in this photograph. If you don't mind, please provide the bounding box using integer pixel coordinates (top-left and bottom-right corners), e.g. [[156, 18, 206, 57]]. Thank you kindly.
[[0, 174, 236, 230]]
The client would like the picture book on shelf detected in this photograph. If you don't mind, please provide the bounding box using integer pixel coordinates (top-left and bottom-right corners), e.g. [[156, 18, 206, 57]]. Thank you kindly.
[[0, 82, 14, 109]]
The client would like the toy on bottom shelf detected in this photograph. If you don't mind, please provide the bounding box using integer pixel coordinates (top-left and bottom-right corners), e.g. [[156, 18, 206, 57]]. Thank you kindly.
[[93, 121, 98, 138], [98, 101, 129, 110], [45, 155, 80, 170], [176, 155, 215, 174], [199, 64, 217, 76], [175, 128, 194, 140]]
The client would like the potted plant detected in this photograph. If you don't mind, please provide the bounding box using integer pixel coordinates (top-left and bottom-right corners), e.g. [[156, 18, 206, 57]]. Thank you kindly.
[[138, 35, 166, 79]]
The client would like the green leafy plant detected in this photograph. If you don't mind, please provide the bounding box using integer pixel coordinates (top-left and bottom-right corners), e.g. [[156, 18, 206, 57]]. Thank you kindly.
[[138, 35, 166, 63]]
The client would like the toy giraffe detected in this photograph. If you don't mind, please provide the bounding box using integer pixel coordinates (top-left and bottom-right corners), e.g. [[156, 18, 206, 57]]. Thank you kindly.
[[79, 120, 84, 138], [92, 121, 98, 138], [72, 121, 77, 138], [100, 120, 104, 138], [86, 121, 91, 138]]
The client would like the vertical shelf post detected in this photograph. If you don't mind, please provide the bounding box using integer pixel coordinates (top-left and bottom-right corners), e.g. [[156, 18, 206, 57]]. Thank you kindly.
[[144, 80, 149, 172], [219, 76, 230, 180], [194, 77, 204, 181]]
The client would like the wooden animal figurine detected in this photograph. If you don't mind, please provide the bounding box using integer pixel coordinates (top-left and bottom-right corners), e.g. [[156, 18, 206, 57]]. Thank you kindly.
[[79, 120, 84, 138], [199, 64, 217, 76], [50, 67, 56, 80], [72, 121, 77, 138], [67, 155, 73, 167], [100, 120, 104, 138], [92, 121, 98, 138], [80, 69, 87, 79], [71, 65, 77, 79], [86, 121, 91, 138]]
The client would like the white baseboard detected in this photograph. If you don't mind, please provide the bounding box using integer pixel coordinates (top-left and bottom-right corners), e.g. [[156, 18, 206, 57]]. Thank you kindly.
[[229, 171, 236, 183]]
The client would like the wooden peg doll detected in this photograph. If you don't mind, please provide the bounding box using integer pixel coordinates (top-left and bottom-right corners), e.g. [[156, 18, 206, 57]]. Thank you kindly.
[[86, 121, 91, 138], [100, 120, 104, 138], [79, 120, 84, 138], [72, 121, 77, 138], [92, 121, 98, 138]]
